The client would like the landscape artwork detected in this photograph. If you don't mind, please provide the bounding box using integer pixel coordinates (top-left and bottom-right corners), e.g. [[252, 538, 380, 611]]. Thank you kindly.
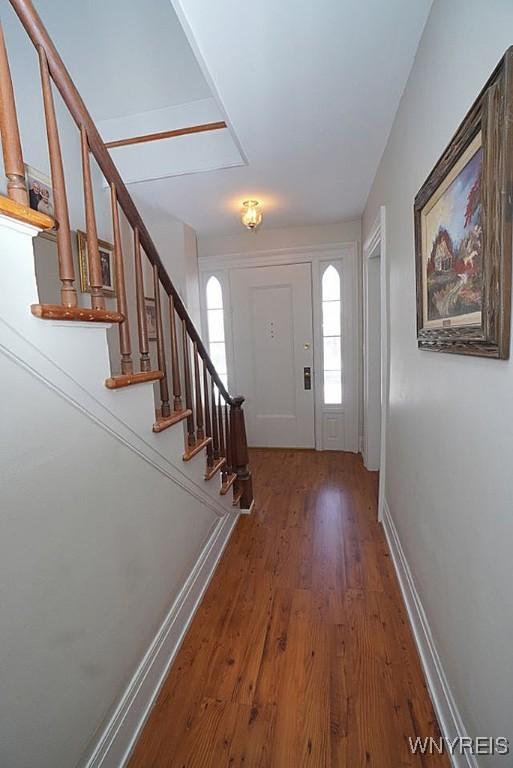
[[422, 134, 483, 328], [414, 48, 512, 358]]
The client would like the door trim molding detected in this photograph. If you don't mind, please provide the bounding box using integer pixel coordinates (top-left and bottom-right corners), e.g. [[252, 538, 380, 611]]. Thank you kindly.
[[363, 208, 388, 519], [198, 241, 355, 270], [199, 241, 360, 453]]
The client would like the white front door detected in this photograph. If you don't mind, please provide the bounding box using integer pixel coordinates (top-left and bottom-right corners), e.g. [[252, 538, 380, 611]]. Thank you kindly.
[[230, 263, 314, 447]]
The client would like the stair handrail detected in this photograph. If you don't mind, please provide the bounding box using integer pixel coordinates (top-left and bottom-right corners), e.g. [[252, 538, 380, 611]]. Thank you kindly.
[[6, 0, 232, 404]]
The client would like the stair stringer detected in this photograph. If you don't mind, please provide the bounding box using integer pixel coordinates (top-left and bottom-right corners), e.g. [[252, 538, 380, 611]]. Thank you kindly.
[[0, 213, 233, 517]]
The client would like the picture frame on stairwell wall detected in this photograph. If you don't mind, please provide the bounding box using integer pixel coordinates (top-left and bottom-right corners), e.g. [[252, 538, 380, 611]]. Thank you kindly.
[[77, 229, 116, 298], [414, 47, 513, 358], [25, 164, 54, 218], [144, 296, 157, 341]]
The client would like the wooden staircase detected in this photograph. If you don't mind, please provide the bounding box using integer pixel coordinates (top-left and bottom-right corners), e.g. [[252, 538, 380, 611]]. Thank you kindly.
[[0, 0, 253, 511]]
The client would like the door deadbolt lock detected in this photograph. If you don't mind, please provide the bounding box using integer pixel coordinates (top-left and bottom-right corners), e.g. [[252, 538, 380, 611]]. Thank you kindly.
[[304, 366, 312, 390]]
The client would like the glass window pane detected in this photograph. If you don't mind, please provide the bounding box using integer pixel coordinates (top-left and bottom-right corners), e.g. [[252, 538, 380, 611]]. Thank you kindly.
[[206, 276, 223, 309], [322, 264, 340, 302], [207, 308, 225, 342], [210, 341, 227, 373], [322, 300, 341, 336], [324, 370, 342, 404], [323, 336, 341, 371], [220, 373, 228, 389]]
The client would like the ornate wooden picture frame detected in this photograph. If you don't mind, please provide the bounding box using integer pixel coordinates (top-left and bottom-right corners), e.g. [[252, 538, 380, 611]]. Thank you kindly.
[[414, 48, 513, 358], [77, 229, 116, 298], [144, 296, 157, 341]]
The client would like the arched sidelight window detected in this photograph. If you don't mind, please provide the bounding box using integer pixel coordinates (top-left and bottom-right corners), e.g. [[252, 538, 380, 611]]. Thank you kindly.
[[206, 276, 228, 388], [322, 264, 342, 404]]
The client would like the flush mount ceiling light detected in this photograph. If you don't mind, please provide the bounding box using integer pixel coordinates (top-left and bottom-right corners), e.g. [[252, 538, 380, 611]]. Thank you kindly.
[[241, 200, 263, 231]]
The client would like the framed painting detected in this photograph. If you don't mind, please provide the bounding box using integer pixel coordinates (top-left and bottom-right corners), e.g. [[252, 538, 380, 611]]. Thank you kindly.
[[144, 296, 157, 341], [25, 164, 54, 217], [77, 230, 116, 298], [414, 47, 513, 358]]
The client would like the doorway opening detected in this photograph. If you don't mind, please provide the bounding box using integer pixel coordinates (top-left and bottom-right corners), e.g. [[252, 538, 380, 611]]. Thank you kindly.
[[363, 206, 388, 520]]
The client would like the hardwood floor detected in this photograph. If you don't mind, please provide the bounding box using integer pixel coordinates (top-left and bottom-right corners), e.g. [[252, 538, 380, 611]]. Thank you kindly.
[[129, 449, 449, 767]]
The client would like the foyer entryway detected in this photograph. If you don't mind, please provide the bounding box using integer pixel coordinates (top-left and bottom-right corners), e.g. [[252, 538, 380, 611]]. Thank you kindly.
[[230, 263, 315, 447], [128, 449, 448, 767]]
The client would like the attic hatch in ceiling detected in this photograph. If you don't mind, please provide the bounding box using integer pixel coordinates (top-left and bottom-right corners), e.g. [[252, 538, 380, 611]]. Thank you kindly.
[[98, 97, 246, 186], [35, 0, 245, 184]]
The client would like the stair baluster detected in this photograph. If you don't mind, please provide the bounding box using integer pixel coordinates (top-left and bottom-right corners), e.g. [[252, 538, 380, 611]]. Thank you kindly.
[[168, 294, 182, 412], [193, 342, 204, 441], [223, 402, 231, 484], [203, 360, 214, 470], [133, 227, 151, 373], [110, 183, 133, 374], [153, 265, 171, 418], [218, 389, 225, 468], [0, 22, 27, 205], [182, 320, 196, 448], [211, 378, 220, 461], [37, 44, 76, 307], [80, 126, 105, 310]]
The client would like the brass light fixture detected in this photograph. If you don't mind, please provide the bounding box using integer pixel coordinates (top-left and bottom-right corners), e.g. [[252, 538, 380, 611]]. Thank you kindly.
[[241, 199, 263, 231]]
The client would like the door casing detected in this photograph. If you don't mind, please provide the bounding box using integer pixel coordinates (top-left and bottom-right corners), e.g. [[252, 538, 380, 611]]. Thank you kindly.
[[199, 242, 360, 453]]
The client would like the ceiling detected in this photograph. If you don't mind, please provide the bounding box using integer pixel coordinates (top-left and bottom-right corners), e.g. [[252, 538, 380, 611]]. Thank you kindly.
[[34, 0, 211, 121], [35, 0, 433, 236]]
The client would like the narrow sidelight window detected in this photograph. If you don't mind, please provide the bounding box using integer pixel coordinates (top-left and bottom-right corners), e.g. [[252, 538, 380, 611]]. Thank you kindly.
[[206, 276, 228, 388], [322, 264, 342, 404]]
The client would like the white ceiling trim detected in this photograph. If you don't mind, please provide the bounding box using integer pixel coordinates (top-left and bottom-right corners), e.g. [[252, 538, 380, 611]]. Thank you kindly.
[[97, 97, 223, 144], [99, 97, 246, 187]]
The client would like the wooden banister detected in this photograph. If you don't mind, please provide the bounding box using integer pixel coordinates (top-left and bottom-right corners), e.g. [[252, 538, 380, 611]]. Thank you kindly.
[[4, 0, 253, 508], [8, 0, 231, 403]]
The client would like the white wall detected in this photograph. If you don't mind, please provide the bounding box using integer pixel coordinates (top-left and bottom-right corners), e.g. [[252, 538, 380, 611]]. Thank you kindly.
[[363, 0, 513, 758], [0, 348, 219, 768], [198, 219, 361, 258]]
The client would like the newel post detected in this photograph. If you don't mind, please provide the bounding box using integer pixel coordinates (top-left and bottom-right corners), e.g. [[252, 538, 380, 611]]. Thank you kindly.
[[230, 395, 253, 509]]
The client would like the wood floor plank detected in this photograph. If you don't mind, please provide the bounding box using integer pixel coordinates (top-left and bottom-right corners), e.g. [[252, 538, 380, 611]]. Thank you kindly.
[[128, 449, 449, 768]]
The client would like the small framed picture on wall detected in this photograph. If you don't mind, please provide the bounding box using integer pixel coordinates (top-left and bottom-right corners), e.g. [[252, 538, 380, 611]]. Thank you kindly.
[[25, 164, 54, 217], [77, 230, 116, 298], [145, 296, 157, 341]]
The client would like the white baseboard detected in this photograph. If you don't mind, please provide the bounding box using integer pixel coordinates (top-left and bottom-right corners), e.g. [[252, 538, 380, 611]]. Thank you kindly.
[[84, 511, 239, 768], [381, 501, 477, 768]]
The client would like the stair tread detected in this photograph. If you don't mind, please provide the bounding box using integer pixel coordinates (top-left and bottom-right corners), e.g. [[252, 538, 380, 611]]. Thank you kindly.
[[32, 303, 124, 324], [220, 473, 237, 496], [183, 436, 212, 462], [204, 456, 226, 481], [105, 370, 164, 389], [153, 408, 192, 433], [232, 487, 244, 506]]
